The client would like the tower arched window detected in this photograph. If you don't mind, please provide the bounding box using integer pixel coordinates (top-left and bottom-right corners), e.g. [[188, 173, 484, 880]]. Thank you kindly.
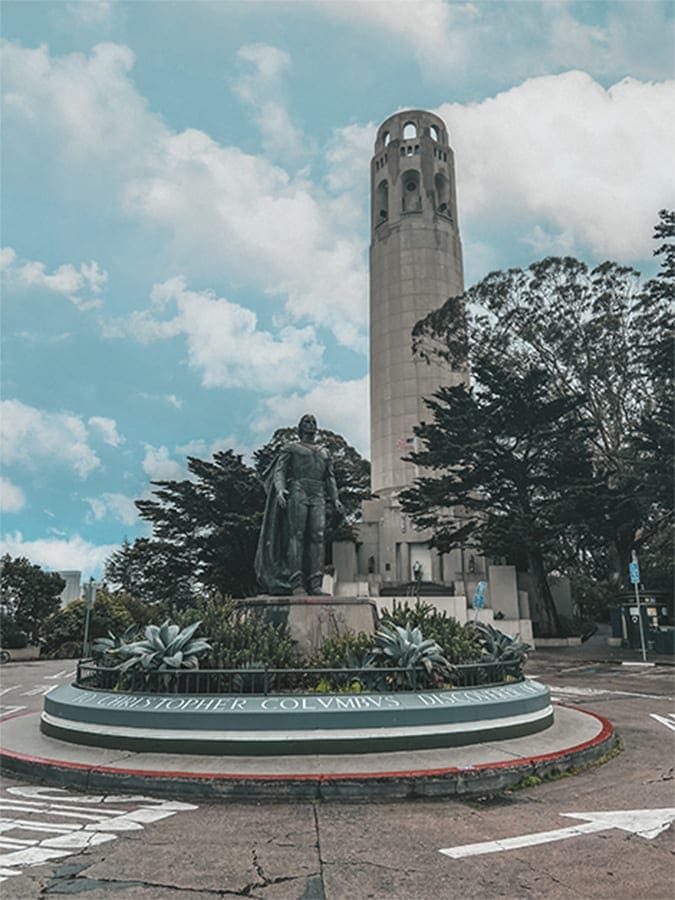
[[401, 170, 421, 213], [375, 179, 389, 224], [402, 121, 417, 140], [383, 131, 391, 147], [434, 172, 451, 217], [429, 124, 440, 142]]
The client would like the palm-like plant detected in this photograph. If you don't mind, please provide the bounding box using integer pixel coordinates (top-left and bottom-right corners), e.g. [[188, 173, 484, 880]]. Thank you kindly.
[[369, 624, 451, 689]]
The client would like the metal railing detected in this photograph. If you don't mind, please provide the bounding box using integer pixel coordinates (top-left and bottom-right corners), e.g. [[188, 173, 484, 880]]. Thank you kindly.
[[76, 659, 521, 695]]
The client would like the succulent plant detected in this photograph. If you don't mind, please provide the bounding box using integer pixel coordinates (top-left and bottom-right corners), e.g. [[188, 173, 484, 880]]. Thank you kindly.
[[114, 620, 211, 672], [472, 622, 529, 678], [91, 623, 140, 664], [368, 623, 451, 689]]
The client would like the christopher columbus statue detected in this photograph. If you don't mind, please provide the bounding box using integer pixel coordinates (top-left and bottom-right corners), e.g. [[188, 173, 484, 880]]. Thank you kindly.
[[255, 415, 344, 596]]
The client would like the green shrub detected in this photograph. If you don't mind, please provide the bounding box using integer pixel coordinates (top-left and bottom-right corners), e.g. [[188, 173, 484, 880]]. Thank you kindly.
[[175, 594, 297, 670], [308, 631, 373, 669], [0, 613, 29, 649], [40, 592, 135, 658], [379, 599, 482, 664], [473, 621, 529, 678]]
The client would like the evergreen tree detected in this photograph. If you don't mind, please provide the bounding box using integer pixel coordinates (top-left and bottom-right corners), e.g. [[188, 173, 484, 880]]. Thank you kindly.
[[0, 554, 65, 641]]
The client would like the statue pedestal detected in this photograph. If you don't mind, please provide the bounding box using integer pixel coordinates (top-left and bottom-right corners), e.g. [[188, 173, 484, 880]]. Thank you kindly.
[[239, 596, 378, 658]]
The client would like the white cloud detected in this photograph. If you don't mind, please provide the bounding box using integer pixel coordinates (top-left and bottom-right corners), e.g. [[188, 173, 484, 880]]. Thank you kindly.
[[84, 492, 138, 526], [141, 444, 186, 481], [109, 276, 324, 393], [252, 376, 370, 457], [0, 246, 108, 310], [0, 477, 26, 513], [66, 1, 114, 27], [0, 531, 118, 579], [1, 400, 101, 479], [88, 415, 124, 447], [317, 0, 673, 83], [438, 72, 675, 260], [138, 392, 183, 409], [234, 44, 305, 160], [1, 41, 368, 350]]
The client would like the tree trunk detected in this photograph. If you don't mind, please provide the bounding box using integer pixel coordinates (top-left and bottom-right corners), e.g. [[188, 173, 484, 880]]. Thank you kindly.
[[527, 549, 562, 637]]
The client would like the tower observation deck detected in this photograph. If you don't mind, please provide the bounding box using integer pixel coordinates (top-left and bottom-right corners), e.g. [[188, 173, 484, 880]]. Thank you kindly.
[[369, 109, 466, 497]]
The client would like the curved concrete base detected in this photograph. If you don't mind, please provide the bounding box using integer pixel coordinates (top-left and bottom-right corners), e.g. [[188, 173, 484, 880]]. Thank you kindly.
[[40, 680, 554, 755], [0, 704, 618, 801]]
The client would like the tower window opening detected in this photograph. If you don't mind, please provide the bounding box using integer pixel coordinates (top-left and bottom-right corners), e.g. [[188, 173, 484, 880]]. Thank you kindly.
[[435, 171, 451, 217], [406, 146, 413, 156], [403, 121, 417, 140], [383, 131, 391, 147], [375, 160, 380, 171], [401, 170, 421, 213], [443, 151, 448, 161], [375, 178, 389, 224], [429, 124, 440, 142], [400, 146, 406, 157], [414, 145, 420, 155]]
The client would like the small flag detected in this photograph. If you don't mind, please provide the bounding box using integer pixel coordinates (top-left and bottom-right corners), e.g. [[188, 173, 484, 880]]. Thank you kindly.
[[397, 436, 415, 449]]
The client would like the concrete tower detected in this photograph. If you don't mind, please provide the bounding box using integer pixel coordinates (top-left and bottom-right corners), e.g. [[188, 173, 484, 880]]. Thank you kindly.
[[369, 109, 465, 497]]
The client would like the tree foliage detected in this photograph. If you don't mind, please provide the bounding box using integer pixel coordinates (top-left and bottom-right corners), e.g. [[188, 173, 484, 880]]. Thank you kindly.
[[105, 429, 370, 604], [408, 212, 673, 592], [0, 554, 65, 641]]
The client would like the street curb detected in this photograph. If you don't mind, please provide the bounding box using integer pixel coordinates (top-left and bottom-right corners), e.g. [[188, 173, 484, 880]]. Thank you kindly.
[[0, 706, 619, 801]]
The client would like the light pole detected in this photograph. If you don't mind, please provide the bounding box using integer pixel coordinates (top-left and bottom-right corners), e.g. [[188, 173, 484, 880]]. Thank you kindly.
[[82, 577, 97, 658]]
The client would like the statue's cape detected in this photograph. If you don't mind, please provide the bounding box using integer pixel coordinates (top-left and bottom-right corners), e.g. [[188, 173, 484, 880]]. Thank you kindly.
[[254, 457, 292, 595]]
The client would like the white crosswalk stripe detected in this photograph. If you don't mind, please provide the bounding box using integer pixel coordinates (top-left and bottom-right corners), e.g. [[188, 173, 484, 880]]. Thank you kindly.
[[0, 786, 197, 881]]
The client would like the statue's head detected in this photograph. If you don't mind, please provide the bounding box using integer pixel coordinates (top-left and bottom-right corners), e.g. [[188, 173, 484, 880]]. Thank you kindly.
[[298, 414, 317, 441]]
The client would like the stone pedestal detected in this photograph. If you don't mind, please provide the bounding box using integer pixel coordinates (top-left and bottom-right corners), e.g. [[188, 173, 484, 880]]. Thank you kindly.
[[239, 596, 378, 658]]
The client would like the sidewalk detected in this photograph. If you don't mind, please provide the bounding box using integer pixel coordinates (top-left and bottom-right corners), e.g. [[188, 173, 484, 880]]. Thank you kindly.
[[530, 623, 674, 665]]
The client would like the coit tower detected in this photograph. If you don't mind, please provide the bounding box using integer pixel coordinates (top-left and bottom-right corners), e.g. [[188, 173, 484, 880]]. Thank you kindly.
[[369, 109, 465, 498]]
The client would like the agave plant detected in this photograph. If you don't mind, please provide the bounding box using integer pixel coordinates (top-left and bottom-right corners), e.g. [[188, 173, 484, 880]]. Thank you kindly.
[[472, 622, 530, 678], [91, 623, 141, 665], [115, 620, 211, 673], [368, 623, 451, 689]]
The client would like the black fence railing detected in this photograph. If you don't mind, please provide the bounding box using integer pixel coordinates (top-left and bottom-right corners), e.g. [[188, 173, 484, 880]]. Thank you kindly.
[[76, 660, 520, 695]]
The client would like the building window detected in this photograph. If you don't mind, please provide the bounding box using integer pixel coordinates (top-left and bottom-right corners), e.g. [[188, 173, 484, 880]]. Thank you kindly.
[[429, 124, 440, 142], [383, 131, 391, 147], [435, 172, 451, 217], [401, 170, 421, 213], [403, 121, 417, 140]]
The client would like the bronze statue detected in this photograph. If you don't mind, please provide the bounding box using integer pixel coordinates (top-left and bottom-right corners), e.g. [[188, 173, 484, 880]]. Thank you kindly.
[[255, 415, 343, 595]]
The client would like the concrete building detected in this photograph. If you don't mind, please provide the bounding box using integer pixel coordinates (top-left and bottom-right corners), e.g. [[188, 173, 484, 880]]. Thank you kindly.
[[58, 571, 82, 607], [332, 109, 531, 640]]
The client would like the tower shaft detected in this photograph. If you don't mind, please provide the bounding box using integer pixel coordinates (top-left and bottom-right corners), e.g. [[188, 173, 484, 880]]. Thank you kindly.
[[369, 110, 465, 496]]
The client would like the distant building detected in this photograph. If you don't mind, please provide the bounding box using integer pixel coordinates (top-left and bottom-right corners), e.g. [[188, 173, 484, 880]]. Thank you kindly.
[[58, 571, 82, 607]]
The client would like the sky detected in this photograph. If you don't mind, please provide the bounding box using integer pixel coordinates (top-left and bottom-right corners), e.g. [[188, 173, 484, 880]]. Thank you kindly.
[[1, 0, 673, 580]]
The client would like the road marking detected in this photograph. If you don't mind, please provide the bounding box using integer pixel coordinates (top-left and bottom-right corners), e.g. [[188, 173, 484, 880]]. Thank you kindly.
[[43, 670, 75, 680], [20, 685, 57, 697], [650, 713, 675, 732], [0, 787, 197, 881], [439, 808, 675, 859], [0, 706, 26, 721], [0, 687, 19, 697], [550, 686, 673, 701]]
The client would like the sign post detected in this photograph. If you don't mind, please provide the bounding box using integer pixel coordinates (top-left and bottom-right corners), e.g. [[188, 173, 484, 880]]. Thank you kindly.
[[629, 552, 647, 662]]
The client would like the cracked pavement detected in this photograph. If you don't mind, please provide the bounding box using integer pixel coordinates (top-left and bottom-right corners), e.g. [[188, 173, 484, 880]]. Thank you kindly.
[[1, 656, 674, 898]]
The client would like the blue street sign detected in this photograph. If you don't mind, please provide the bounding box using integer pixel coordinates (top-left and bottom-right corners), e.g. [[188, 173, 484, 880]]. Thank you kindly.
[[472, 581, 487, 609], [629, 562, 640, 585]]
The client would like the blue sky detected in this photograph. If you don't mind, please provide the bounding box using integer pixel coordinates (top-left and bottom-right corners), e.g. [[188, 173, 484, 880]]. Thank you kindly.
[[1, 0, 673, 578]]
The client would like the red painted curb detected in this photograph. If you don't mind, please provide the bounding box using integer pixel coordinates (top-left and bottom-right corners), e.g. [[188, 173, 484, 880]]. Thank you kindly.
[[0, 705, 615, 783]]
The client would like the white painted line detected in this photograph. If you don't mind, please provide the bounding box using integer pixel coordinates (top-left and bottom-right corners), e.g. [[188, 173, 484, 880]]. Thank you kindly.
[[20, 685, 56, 696], [0, 705, 27, 720], [44, 671, 73, 680], [440, 808, 675, 859], [550, 686, 673, 701], [0, 787, 197, 883], [0, 687, 19, 697], [41, 704, 554, 743], [622, 661, 656, 667], [650, 713, 675, 733]]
